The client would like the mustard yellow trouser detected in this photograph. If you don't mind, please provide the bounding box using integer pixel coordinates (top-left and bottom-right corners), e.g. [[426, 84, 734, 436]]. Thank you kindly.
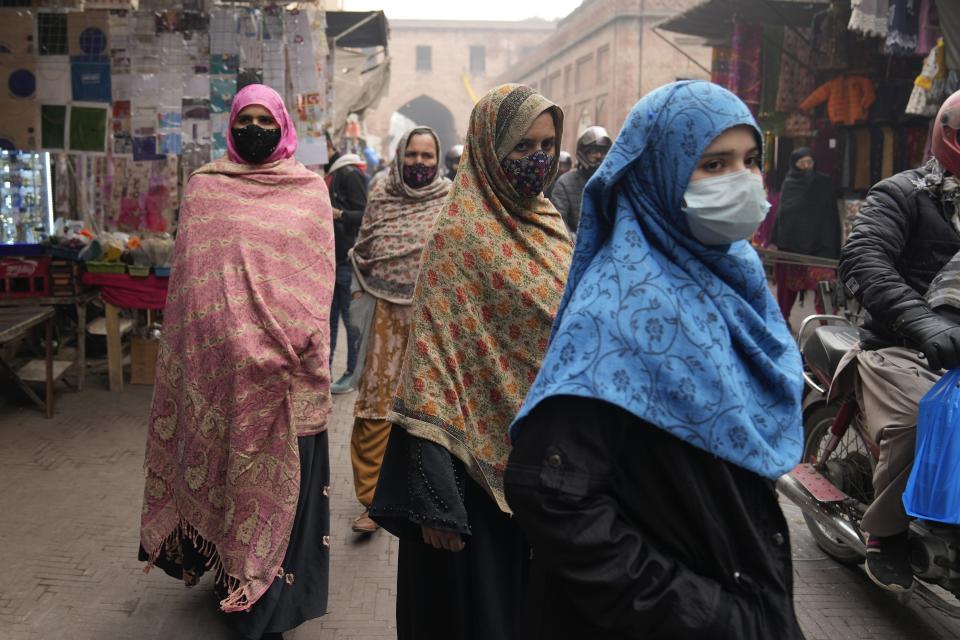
[[350, 417, 392, 508]]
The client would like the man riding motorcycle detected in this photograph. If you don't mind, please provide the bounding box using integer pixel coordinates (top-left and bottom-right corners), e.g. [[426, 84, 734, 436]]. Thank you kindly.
[[838, 90, 960, 593]]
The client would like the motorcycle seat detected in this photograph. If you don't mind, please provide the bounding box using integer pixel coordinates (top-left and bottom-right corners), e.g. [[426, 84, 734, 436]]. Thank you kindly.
[[803, 324, 860, 380]]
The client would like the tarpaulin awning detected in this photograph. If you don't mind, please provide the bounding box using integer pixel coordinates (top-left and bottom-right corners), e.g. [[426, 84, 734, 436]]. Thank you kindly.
[[325, 11, 389, 48], [658, 0, 829, 40]]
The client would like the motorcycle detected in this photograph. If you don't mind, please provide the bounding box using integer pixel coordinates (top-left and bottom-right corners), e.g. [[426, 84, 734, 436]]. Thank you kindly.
[[777, 313, 960, 616]]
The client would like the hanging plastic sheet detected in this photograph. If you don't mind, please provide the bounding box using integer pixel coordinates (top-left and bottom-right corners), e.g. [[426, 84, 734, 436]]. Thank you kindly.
[[109, 156, 178, 232], [0, 8, 38, 55], [68, 103, 108, 154], [70, 56, 111, 103], [37, 56, 71, 104], [0, 100, 39, 151], [67, 10, 110, 58], [0, 55, 37, 101]]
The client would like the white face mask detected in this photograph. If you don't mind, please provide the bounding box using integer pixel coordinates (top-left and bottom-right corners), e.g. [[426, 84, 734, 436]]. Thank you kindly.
[[681, 169, 770, 245]]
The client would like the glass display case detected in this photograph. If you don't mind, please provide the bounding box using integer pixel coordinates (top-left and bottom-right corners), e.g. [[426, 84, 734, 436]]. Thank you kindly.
[[0, 150, 54, 245]]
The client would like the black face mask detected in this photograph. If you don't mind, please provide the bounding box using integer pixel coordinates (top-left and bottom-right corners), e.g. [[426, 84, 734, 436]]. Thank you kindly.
[[231, 125, 282, 164]]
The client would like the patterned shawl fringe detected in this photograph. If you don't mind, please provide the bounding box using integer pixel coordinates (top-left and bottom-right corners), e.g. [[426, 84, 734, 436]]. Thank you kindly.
[[144, 520, 275, 613]]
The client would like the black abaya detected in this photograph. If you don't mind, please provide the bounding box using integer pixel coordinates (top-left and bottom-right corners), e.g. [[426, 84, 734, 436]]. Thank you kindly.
[[371, 426, 529, 640]]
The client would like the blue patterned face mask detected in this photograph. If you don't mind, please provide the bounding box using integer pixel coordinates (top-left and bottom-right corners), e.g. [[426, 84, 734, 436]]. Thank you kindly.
[[501, 150, 554, 198], [681, 170, 770, 245]]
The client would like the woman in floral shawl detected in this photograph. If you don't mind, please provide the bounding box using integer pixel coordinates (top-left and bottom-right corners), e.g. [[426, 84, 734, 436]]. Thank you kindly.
[[347, 126, 451, 534], [139, 85, 336, 640], [369, 84, 573, 639]]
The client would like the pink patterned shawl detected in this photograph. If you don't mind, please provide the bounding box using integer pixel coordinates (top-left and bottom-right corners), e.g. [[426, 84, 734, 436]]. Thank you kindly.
[[349, 127, 451, 304], [139, 151, 335, 612]]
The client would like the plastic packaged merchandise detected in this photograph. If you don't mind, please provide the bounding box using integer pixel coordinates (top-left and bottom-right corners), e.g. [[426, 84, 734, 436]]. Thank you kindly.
[[903, 368, 960, 525]]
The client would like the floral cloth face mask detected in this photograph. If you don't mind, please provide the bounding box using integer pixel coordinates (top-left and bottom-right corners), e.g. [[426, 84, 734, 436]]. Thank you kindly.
[[501, 150, 554, 198], [402, 162, 439, 189]]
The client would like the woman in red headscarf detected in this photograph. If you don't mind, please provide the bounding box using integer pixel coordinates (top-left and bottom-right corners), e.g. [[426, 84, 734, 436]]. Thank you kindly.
[[139, 85, 336, 640]]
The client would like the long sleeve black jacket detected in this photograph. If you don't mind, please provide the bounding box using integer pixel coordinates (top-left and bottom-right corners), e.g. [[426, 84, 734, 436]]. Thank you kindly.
[[839, 166, 960, 348], [504, 396, 804, 640], [330, 165, 368, 265]]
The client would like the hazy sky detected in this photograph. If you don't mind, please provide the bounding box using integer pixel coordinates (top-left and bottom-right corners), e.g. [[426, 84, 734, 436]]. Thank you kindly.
[[341, 0, 586, 22]]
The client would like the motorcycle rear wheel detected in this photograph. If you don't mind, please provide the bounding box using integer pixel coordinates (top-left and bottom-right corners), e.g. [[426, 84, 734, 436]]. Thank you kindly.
[[801, 403, 875, 564]]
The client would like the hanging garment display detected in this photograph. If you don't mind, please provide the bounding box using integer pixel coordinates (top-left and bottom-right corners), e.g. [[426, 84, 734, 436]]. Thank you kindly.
[[711, 46, 733, 90], [850, 0, 890, 37], [776, 27, 816, 112], [800, 76, 877, 125], [730, 21, 762, 110], [810, 3, 850, 70], [907, 38, 947, 116], [853, 128, 873, 190], [760, 25, 783, 115], [887, 0, 920, 55], [917, 0, 940, 55], [936, 0, 960, 70]]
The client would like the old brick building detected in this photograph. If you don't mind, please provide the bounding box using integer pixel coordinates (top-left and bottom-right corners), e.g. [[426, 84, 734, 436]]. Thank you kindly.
[[363, 18, 556, 158], [497, 0, 711, 153]]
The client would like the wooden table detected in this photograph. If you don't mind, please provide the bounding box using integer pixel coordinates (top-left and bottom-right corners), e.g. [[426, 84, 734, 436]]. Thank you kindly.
[[0, 306, 56, 418], [0, 290, 99, 391], [81, 273, 168, 392]]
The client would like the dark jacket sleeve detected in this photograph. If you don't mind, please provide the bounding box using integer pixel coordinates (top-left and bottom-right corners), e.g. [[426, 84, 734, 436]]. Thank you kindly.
[[839, 176, 930, 334], [504, 397, 750, 638], [338, 168, 368, 232], [369, 426, 470, 536]]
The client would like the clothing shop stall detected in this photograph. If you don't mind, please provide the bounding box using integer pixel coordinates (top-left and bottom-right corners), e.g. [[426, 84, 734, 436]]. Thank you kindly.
[[0, 1, 384, 409], [660, 0, 960, 314]]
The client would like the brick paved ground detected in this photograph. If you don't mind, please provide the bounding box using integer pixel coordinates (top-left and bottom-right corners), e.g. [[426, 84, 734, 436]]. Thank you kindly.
[[2, 344, 960, 639], [0, 347, 397, 640]]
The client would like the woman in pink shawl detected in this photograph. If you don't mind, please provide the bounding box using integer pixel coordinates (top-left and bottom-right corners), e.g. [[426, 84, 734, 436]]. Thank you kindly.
[[139, 84, 336, 640]]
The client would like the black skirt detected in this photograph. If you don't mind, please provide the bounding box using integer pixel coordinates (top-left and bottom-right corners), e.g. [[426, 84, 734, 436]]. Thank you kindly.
[[142, 432, 330, 640]]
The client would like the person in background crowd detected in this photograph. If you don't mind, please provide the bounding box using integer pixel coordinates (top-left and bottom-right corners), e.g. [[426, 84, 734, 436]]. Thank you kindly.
[[771, 147, 842, 326], [369, 158, 390, 192], [325, 132, 369, 394], [752, 173, 780, 248], [505, 81, 805, 639], [369, 84, 573, 640], [445, 143, 464, 180], [835, 91, 960, 594], [139, 84, 336, 640], [544, 150, 572, 200], [363, 144, 381, 178], [549, 126, 612, 236], [347, 127, 452, 535]]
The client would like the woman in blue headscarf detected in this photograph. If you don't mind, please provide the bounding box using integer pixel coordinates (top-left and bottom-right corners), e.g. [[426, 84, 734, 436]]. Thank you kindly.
[[504, 81, 805, 639]]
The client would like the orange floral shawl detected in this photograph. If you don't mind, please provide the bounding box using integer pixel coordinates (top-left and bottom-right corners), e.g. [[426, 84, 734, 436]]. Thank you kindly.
[[388, 84, 573, 512]]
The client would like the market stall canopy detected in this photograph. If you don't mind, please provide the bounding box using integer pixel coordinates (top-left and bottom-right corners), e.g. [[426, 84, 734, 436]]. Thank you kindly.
[[325, 11, 389, 48], [326, 11, 391, 132], [658, 0, 830, 40]]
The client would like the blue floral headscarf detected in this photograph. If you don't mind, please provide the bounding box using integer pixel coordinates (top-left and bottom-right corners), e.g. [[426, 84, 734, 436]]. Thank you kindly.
[[511, 81, 803, 480]]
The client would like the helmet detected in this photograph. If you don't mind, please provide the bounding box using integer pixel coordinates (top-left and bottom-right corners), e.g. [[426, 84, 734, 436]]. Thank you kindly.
[[445, 144, 464, 172], [933, 91, 960, 176], [576, 126, 613, 172], [558, 151, 572, 166]]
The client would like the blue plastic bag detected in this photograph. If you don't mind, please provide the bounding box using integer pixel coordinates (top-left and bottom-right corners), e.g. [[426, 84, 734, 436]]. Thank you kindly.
[[903, 368, 960, 524]]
